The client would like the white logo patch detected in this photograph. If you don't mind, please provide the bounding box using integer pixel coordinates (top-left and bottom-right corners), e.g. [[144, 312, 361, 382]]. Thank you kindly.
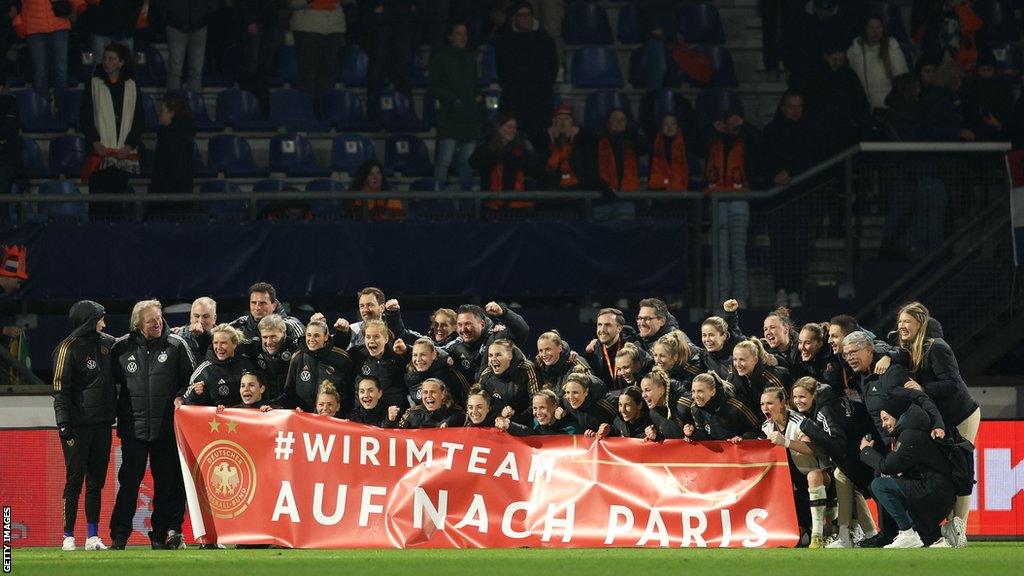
[[361, 364, 371, 376], [126, 361, 138, 373], [218, 385, 230, 397], [300, 370, 311, 382], [282, 351, 291, 361], [86, 359, 97, 370], [157, 352, 168, 363]]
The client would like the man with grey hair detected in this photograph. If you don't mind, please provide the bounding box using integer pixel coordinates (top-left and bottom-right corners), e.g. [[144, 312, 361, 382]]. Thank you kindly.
[[109, 299, 196, 551], [245, 313, 299, 401], [173, 296, 218, 356]]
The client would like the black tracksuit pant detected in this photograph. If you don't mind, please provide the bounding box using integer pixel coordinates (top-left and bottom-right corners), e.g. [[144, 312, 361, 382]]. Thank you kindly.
[[109, 435, 185, 541], [60, 424, 112, 534]]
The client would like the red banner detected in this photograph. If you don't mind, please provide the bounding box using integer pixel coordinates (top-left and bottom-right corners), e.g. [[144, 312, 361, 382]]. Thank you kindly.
[[174, 407, 799, 548], [970, 420, 1024, 536]]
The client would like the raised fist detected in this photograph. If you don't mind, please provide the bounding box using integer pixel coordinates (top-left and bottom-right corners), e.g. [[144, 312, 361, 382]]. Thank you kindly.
[[334, 318, 350, 332], [723, 299, 739, 313], [388, 406, 400, 421], [484, 302, 503, 316], [393, 339, 408, 355], [384, 299, 401, 312]]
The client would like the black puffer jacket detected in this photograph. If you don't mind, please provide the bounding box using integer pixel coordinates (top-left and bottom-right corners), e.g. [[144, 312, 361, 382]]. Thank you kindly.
[[348, 402, 389, 427], [689, 388, 763, 441], [245, 334, 300, 403], [405, 348, 470, 407], [860, 355, 946, 441], [729, 361, 792, 414], [350, 344, 407, 413], [52, 301, 117, 430], [387, 405, 464, 429], [229, 308, 305, 344], [798, 383, 877, 492], [444, 304, 530, 381], [113, 324, 197, 442], [184, 349, 257, 408], [479, 347, 539, 426], [637, 312, 679, 352], [279, 342, 353, 413], [893, 319, 978, 429], [860, 404, 957, 530]]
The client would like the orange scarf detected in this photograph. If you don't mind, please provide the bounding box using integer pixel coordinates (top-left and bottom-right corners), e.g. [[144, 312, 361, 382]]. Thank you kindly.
[[597, 137, 640, 192], [486, 160, 531, 210], [705, 139, 747, 191], [356, 185, 404, 220], [648, 133, 688, 191], [546, 142, 579, 188]]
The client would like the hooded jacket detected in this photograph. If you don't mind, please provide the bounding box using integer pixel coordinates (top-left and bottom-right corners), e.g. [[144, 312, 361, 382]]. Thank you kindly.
[[183, 348, 257, 409], [479, 346, 539, 426], [405, 347, 470, 407], [798, 382, 877, 491], [112, 323, 197, 441], [762, 109, 821, 179], [860, 403, 957, 528], [280, 341, 353, 413], [52, 301, 117, 430], [583, 325, 640, 390], [729, 361, 792, 415], [689, 387, 762, 441], [892, 319, 978, 429], [229, 308, 305, 344], [149, 114, 196, 195]]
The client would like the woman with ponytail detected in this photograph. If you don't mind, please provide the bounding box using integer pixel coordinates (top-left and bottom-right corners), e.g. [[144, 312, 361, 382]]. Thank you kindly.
[[639, 367, 690, 440], [685, 371, 761, 442]]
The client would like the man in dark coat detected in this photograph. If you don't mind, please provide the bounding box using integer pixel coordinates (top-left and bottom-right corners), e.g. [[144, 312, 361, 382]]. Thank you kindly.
[[860, 397, 956, 548], [494, 1, 558, 150], [52, 300, 117, 551], [791, 41, 870, 156], [763, 90, 820, 187], [109, 300, 196, 550]]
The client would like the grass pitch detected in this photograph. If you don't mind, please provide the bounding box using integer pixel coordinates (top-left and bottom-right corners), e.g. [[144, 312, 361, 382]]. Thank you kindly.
[[10, 542, 1023, 576]]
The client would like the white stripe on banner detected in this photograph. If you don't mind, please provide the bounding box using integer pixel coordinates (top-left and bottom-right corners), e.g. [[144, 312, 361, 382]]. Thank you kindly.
[[179, 441, 207, 540], [1013, 187, 1024, 266]]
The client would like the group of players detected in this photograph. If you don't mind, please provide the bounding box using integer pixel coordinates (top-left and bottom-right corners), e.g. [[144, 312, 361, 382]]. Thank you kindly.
[[52, 281, 978, 550]]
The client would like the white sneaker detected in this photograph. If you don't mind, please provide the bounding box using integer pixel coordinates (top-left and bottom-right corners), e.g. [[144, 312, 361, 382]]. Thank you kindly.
[[950, 516, 968, 548], [84, 536, 108, 550], [62, 536, 76, 551], [826, 534, 854, 548], [851, 524, 866, 544], [929, 537, 953, 548], [884, 529, 924, 549]]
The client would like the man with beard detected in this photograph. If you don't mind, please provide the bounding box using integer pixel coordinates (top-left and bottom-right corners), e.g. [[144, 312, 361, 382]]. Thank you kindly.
[[229, 282, 305, 343], [314, 286, 389, 351], [444, 302, 530, 381], [636, 298, 676, 352], [583, 308, 639, 391]]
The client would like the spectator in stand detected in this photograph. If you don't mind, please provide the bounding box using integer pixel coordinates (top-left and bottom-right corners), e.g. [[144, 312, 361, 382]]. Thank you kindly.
[[848, 15, 909, 110], [148, 93, 196, 215], [792, 41, 870, 156], [19, 0, 86, 98], [705, 107, 761, 305], [159, 0, 221, 93], [80, 0, 145, 63], [428, 21, 483, 192], [647, 113, 689, 191], [469, 113, 540, 205], [785, 0, 857, 82], [237, 0, 284, 119], [913, 62, 964, 251], [540, 103, 587, 191], [529, 0, 565, 78], [348, 159, 404, 219], [494, 1, 558, 149], [915, 0, 983, 73], [879, 73, 922, 141], [80, 43, 145, 218], [590, 109, 647, 198], [763, 90, 819, 187], [0, 72, 20, 200], [361, 0, 418, 101], [635, 0, 676, 92], [960, 52, 1014, 142], [289, 0, 346, 117]]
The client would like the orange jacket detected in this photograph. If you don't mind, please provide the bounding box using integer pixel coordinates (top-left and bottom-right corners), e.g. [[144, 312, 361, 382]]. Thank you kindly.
[[17, 0, 87, 37]]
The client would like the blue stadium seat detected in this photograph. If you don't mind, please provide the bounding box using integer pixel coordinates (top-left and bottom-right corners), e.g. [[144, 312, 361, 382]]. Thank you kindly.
[[305, 179, 346, 219], [167, 90, 223, 131], [193, 142, 216, 177], [272, 44, 299, 86], [20, 137, 50, 178], [56, 89, 82, 131], [864, 1, 909, 43], [584, 90, 635, 131], [340, 45, 368, 86], [563, 2, 614, 45], [48, 134, 86, 178], [207, 135, 269, 177], [15, 90, 61, 132], [199, 180, 248, 219], [140, 91, 159, 132], [385, 135, 433, 177], [269, 88, 330, 132], [135, 46, 168, 87], [679, 45, 738, 87], [628, 46, 684, 88], [215, 89, 275, 131], [321, 89, 370, 131], [644, 89, 688, 135], [332, 134, 377, 177], [479, 45, 498, 85], [37, 180, 87, 221], [483, 89, 501, 123], [617, 3, 643, 44], [696, 88, 743, 123], [677, 3, 727, 44], [368, 90, 422, 131], [977, 1, 1020, 42], [990, 42, 1023, 77], [270, 133, 331, 177], [571, 47, 624, 87]]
